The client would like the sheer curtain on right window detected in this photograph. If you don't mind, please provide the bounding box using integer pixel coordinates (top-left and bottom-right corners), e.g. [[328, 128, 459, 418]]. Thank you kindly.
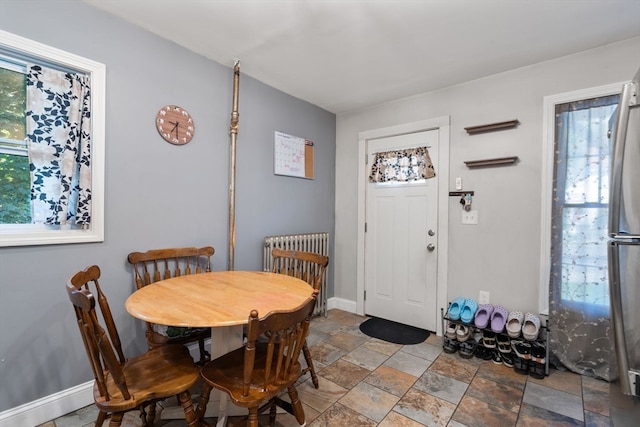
[[549, 94, 619, 381]]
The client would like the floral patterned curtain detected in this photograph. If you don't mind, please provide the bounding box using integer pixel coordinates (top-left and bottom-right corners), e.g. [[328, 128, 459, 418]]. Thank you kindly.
[[369, 146, 435, 183], [26, 64, 92, 225], [548, 94, 619, 381]]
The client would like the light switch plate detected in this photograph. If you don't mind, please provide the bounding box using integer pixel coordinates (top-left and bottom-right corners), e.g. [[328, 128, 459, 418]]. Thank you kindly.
[[455, 177, 462, 190]]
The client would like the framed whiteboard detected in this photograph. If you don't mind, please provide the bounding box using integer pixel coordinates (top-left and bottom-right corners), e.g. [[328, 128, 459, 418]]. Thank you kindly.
[[274, 131, 314, 179]]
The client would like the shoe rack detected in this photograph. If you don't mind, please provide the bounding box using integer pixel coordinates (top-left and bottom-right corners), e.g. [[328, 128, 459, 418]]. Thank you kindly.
[[441, 305, 550, 378]]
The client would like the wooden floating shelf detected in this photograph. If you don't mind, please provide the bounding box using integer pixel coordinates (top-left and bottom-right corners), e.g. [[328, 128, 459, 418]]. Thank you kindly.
[[464, 119, 520, 135], [464, 156, 519, 168]]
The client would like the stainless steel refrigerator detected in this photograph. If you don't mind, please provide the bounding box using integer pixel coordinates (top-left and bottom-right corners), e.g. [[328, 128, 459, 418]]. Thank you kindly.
[[608, 67, 640, 399]]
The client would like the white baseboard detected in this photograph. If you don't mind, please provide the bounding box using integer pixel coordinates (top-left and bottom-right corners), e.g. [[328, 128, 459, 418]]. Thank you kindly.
[[0, 381, 94, 427], [327, 297, 356, 314]]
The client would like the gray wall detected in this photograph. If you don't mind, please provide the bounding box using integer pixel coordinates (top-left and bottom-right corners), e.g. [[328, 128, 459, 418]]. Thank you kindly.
[[334, 37, 640, 316], [0, 0, 335, 412]]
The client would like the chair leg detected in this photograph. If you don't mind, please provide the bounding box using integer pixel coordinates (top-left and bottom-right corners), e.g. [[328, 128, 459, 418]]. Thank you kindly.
[[269, 402, 277, 426], [96, 410, 107, 427], [198, 338, 211, 364], [195, 382, 213, 421], [301, 340, 319, 388], [287, 385, 306, 426], [108, 412, 124, 427], [177, 390, 199, 427]]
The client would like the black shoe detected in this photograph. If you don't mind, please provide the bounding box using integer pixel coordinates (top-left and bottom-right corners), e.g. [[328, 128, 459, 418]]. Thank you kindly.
[[491, 349, 502, 365], [443, 336, 458, 354], [500, 351, 514, 367], [513, 356, 529, 375]]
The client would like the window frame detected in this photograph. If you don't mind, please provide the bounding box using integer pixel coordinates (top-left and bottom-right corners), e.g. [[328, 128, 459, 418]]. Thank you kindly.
[[0, 30, 105, 247], [539, 81, 626, 314]]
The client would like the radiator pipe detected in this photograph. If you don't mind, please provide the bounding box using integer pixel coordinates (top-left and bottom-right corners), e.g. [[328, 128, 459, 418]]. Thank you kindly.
[[228, 60, 240, 270]]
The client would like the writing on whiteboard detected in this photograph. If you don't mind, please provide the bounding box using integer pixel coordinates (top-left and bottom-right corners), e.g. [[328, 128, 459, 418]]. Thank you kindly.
[[274, 131, 313, 178]]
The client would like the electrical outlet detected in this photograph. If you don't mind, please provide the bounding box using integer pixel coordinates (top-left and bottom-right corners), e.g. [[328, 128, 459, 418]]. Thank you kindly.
[[479, 291, 490, 304], [462, 210, 478, 224]]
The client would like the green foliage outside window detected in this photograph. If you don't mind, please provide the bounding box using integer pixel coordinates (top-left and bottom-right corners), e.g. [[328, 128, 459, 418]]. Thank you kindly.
[[0, 65, 31, 223]]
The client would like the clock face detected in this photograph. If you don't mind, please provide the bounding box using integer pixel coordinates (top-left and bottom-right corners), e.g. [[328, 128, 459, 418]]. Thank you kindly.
[[155, 105, 195, 145]]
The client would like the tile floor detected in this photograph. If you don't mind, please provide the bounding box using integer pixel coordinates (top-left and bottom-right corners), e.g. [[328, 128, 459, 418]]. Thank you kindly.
[[40, 309, 616, 427]]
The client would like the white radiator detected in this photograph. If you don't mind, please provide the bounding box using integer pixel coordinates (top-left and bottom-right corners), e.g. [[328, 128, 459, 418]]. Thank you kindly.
[[263, 232, 329, 316]]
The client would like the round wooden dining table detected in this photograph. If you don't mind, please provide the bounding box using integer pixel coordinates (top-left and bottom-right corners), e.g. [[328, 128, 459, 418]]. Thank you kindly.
[[125, 270, 314, 426]]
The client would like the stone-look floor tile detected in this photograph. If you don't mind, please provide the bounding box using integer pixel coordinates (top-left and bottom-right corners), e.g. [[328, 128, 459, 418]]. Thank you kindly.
[[378, 410, 426, 426], [326, 330, 370, 351], [384, 349, 432, 377], [583, 385, 610, 417], [339, 381, 400, 422], [475, 359, 527, 390], [582, 375, 610, 393], [515, 402, 585, 427], [306, 327, 331, 346], [523, 382, 584, 422], [326, 310, 368, 327], [309, 317, 345, 335], [309, 341, 347, 366], [297, 377, 348, 413], [365, 365, 417, 397], [584, 410, 612, 427], [43, 310, 603, 427], [465, 375, 523, 413], [51, 404, 100, 427], [447, 420, 470, 427], [394, 387, 457, 426], [527, 367, 583, 396], [428, 354, 479, 383], [426, 333, 443, 347], [308, 402, 377, 427], [319, 358, 371, 389], [451, 395, 518, 427], [401, 341, 444, 362], [413, 370, 468, 405], [342, 345, 390, 371], [362, 338, 403, 356]]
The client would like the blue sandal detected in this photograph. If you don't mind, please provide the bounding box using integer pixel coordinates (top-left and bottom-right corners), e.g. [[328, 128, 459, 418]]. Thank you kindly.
[[447, 297, 466, 320], [460, 298, 478, 324]]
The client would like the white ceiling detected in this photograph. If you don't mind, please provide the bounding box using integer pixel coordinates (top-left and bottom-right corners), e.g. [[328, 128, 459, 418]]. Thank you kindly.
[[84, 0, 640, 113]]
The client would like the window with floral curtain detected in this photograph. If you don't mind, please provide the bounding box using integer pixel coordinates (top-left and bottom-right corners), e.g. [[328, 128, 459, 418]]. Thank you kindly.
[[548, 94, 619, 381], [369, 146, 435, 183], [26, 64, 92, 225]]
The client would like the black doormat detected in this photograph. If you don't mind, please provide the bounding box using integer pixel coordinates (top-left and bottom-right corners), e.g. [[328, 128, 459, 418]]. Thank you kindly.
[[359, 317, 430, 345]]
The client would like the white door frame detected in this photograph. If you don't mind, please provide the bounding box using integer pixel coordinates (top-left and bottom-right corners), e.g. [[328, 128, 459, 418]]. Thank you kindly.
[[356, 116, 450, 336]]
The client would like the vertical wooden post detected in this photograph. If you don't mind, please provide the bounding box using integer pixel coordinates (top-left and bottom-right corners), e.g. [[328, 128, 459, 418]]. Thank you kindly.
[[228, 61, 240, 271]]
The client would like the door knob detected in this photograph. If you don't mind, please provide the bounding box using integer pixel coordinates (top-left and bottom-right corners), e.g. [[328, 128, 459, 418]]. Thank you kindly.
[[427, 244, 436, 251]]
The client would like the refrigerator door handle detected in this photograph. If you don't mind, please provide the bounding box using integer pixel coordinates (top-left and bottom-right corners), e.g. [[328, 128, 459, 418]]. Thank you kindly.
[[608, 241, 632, 394], [609, 80, 638, 237]]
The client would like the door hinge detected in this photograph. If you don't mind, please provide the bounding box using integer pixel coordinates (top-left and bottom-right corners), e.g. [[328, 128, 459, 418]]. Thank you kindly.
[[364, 290, 366, 300], [365, 154, 368, 164], [365, 222, 367, 232]]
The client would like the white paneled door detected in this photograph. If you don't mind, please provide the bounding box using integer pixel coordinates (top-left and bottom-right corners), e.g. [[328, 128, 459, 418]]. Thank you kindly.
[[365, 130, 439, 331]]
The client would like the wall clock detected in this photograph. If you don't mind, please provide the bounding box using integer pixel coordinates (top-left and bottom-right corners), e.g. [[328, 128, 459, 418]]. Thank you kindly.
[[155, 105, 195, 145]]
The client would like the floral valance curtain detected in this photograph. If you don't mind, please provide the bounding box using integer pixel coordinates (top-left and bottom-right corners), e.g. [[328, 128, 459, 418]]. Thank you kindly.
[[26, 64, 92, 225], [369, 146, 435, 183], [548, 94, 619, 381]]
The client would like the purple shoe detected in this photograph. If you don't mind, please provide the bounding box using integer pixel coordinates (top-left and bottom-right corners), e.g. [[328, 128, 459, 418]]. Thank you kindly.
[[474, 304, 494, 329], [490, 305, 509, 334]]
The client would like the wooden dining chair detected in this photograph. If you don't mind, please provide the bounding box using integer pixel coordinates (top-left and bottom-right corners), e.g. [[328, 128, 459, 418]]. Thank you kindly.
[[127, 246, 215, 364], [271, 248, 328, 388], [195, 291, 318, 427], [66, 265, 200, 427]]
